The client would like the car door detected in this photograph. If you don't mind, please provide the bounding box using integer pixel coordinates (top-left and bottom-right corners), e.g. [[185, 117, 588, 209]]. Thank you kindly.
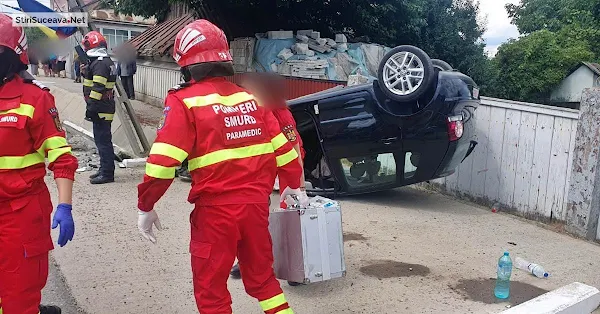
[[316, 91, 403, 193]]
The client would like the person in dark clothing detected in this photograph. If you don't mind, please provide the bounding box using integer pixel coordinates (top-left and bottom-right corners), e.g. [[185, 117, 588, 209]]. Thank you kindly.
[[81, 31, 117, 184], [116, 43, 137, 99]]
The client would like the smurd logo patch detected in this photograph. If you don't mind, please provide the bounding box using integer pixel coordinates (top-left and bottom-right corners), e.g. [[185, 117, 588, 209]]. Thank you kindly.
[[158, 106, 170, 130], [283, 125, 297, 142], [48, 107, 63, 132]]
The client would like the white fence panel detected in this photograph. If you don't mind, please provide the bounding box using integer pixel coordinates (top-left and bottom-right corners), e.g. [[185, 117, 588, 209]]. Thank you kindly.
[[440, 97, 579, 221], [134, 64, 181, 102]]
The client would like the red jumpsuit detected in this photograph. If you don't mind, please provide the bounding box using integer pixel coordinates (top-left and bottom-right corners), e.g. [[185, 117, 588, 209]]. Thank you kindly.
[[138, 77, 302, 314], [0, 75, 78, 314], [270, 105, 305, 192]]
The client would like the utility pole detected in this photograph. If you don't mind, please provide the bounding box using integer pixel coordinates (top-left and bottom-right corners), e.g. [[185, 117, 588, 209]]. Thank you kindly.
[[67, 0, 150, 157]]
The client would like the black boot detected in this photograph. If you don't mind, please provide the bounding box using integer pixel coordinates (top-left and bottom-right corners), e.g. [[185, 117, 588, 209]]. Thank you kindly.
[[89, 171, 101, 179], [90, 174, 114, 184], [39, 305, 62, 314], [177, 167, 192, 182], [230, 263, 241, 279]]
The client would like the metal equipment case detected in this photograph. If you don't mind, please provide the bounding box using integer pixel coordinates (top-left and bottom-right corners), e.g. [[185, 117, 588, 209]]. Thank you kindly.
[[269, 200, 346, 284]]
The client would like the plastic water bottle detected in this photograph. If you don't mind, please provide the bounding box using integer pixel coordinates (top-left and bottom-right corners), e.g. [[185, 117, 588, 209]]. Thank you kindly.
[[514, 257, 549, 278], [494, 252, 512, 299]]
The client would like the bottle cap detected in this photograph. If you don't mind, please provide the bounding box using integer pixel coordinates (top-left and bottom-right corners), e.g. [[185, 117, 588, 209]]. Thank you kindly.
[[543, 273, 549, 278], [504, 252, 509, 256]]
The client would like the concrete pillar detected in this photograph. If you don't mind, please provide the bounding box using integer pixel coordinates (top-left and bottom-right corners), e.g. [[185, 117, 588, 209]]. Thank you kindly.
[[566, 88, 600, 240]]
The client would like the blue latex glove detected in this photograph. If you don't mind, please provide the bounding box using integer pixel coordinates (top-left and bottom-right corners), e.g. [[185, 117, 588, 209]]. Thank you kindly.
[[52, 203, 75, 247]]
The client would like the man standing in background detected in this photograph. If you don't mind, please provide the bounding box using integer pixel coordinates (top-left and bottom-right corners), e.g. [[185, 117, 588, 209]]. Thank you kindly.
[[116, 43, 137, 99]]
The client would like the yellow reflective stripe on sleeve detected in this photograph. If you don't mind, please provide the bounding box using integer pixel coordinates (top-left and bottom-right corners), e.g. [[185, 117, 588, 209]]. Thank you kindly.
[[93, 75, 108, 85], [106, 82, 115, 89], [0, 153, 45, 170], [89, 91, 102, 100], [37, 136, 68, 155], [271, 133, 288, 150], [275, 309, 294, 314], [183, 92, 255, 109], [145, 163, 176, 179], [149, 143, 188, 162], [83, 79, 93, 87], [276, 148, 298, 167], [0, 104, 35, 118], [98, 113, 114, 121], [259, 293, 287, 311], [188, 143, 274, 170], [47, 147, 72, 163]]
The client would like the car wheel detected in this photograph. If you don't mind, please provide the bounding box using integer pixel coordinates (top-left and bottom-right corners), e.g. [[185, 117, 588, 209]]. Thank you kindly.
[[432, 59, 453, 71], [377, 45, 434, 102]]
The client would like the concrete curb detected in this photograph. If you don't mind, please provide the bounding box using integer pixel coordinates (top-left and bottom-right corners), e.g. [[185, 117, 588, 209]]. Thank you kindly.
[[501, 282, 600, 314], [63, 120, 130, 158]]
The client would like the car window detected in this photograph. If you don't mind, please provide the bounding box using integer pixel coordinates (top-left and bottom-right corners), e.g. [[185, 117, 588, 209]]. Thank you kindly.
[[340, 153, 397, 187]]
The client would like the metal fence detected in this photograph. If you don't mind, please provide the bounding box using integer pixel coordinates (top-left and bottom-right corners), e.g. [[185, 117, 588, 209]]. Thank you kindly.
[[435, 97, 580, 222]]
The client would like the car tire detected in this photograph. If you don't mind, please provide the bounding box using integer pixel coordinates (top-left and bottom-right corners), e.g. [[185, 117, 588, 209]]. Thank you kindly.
[[377, 45, 434, 102], [432, 59, 453, 71]]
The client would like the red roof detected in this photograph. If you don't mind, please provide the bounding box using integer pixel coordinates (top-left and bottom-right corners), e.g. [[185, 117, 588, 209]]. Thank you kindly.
[[128, 14, 194, 57]]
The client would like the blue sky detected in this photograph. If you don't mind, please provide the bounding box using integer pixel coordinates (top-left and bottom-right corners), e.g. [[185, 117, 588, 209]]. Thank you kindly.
[[480, 0, 521, 56]]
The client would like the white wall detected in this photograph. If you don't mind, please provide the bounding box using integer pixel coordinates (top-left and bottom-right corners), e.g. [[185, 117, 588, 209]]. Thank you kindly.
[[551, 66, 595, 103], [435, 97, 580, 221]]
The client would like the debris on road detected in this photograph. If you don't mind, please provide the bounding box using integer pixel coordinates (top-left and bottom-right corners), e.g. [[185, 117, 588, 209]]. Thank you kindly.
[[514, 257, 549, 278]]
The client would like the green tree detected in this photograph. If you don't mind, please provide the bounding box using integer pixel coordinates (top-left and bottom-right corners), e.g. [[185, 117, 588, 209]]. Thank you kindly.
[[24, 27, 47, 44], [506, 0, 600, 56], [493, 30, 594, 103]]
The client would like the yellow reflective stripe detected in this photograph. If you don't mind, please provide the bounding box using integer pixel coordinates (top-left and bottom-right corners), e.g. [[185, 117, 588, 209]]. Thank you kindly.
[[0, 153, 44, 170], [83, 79, 93, 87], [276, 148, 298, 167], [275, 309, 294, 314], [93, 75, 108, 85], [0, 104, 35, 118], [145, 163, 176, 179], [37, 136, 68, 155], [149, 143, 188, 162], [271, 133, 288, 150], [106, 82, 115, 89], [89, 91, 102, 100], [188, 143, 274, 170], [260, 293, 287, 311], [48, 147, 72, 163], [183, 92, 255, 109], [98, 113, 114, 121]]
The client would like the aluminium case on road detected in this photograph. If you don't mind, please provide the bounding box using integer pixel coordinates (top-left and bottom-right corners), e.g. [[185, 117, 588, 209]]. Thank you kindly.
[[269, 203, 346, 284]]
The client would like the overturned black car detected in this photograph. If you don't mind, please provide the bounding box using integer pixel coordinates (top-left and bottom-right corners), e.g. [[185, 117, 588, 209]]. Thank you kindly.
[[289, 45, 479, 196]]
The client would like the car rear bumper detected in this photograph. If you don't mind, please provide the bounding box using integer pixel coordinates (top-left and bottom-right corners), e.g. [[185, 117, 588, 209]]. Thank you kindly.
[[435, 132, 477, 178]]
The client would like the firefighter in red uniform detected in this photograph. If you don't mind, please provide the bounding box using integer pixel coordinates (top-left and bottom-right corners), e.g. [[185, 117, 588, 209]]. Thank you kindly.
[[230, 72, 306, 279], [137, 20, 307, 314], [0, 14, 77, 314]]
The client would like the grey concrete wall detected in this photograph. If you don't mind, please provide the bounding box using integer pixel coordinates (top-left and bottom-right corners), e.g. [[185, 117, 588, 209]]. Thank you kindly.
[[50, 85, 157, 156], [566, 88, 600, 240]]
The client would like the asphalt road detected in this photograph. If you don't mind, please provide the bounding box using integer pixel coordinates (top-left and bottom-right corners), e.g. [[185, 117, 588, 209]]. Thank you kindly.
[[42, 256, 86, 313], [42, 167, 600, 314]]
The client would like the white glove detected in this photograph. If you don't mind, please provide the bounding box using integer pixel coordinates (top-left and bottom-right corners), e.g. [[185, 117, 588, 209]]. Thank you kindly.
[[138, 210, 162, 244], [280, 187, 309, 208]]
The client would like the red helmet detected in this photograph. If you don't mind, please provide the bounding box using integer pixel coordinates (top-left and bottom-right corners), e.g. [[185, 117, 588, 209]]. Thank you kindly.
[[0, 13, 29, 65], [173, 19, 232, 67], [82, 31, 107, 51]]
